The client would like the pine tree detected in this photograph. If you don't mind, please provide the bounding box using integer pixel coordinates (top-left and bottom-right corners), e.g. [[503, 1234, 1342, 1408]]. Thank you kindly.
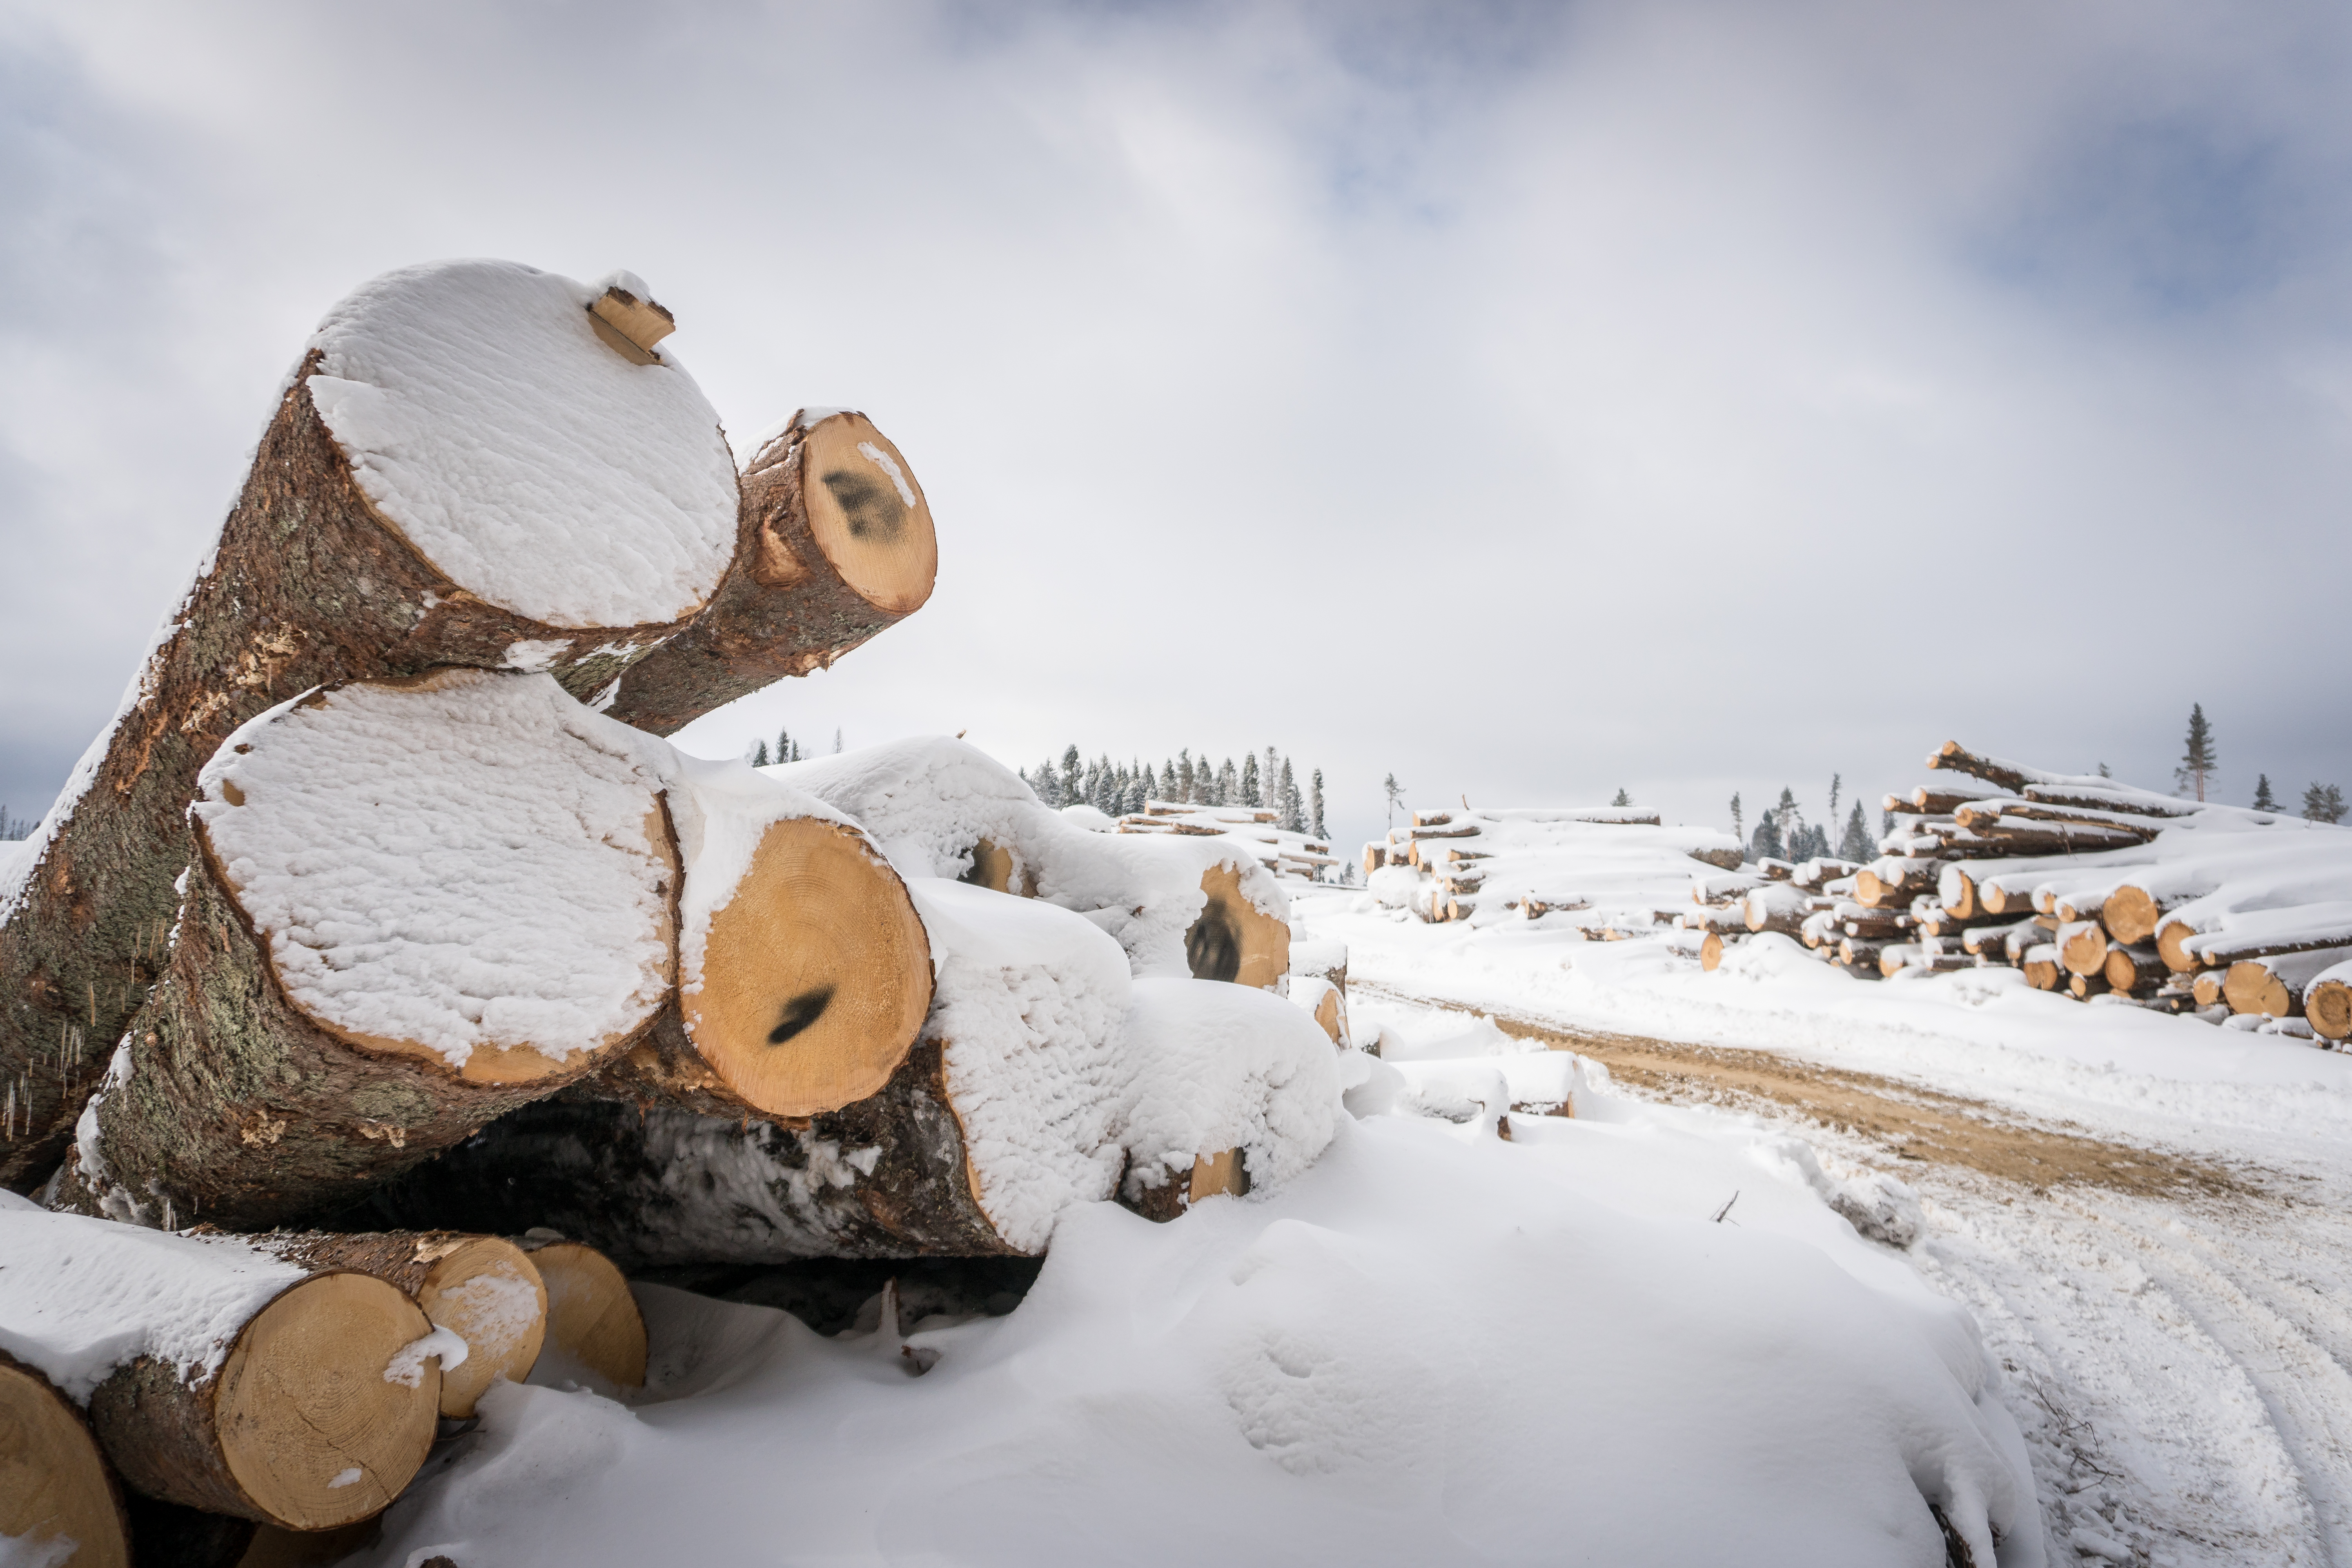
[[1610, 788, 1631, 807], [750, 739, 771, 767], [1160, 760, 1177, 801], [1309, 769, 1327, 840], [1060, 745, 1082, 807], [2176, 703, 2216, 801], [1827, 774, 1842, 829], [2254, 774, 2278, 812], [1176, 751, 1195, 804], [1839, 802, 1873, 863], [1750, 813, 1784, 864], [1383, 772, 1404, 829], [1729, 793, 1743, 842], [1033, 759, 1063, 807], [2305, 782, 2347, 825], [1240, 754, 1261, 807], [1278, 760, 1304, 832], [1216, 758, 1237, 807]]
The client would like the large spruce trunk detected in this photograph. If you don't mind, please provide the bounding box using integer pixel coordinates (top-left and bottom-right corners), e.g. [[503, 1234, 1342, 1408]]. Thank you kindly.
[[2, 260, 743, 1190]]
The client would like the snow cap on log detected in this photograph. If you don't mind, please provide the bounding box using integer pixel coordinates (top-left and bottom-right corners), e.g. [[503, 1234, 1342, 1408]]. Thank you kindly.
[[0, 1200, 440, 1529], [1117, 978, 1340, 1209], [195, 670, 679, 1080], [769, 737, 1291, 985], [305, 258, 737, 628]]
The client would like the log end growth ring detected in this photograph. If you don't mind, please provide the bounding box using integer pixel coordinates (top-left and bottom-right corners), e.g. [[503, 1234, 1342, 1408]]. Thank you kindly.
[[216, 1272, 438, 1531], [685, 817, 935, 1118], [416, 1236, 549, 1418], [0, 1358, 129, 1568], [801, 414, 938, 617]]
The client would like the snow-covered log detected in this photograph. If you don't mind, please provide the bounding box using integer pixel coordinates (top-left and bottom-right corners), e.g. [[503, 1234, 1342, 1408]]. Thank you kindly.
[[2102, 944, 2168, 994], [379, 884, 1135, 1260], [0, 1346, 129, 1568], [602, 410, 938, 735], [1741, 884, 1811, 935], [1855, 858, 1937, 907], [0, 1202, 444, 1529], [2058, 919, 2108, 977], [2222, 945, 2352, 1020], [764, 738, 1292, 989], [241, 1231, 546, 1419], [2022, 945, 2062, 989], [55, 672, 683, 1229], [2181, 906, 2352, 970], [2307, 963, 2352, 1041], [0, 260, 742, 1189]]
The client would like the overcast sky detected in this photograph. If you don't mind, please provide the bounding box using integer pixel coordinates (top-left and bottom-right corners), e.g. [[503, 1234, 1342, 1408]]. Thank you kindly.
[[4, 0, 2348, 857]]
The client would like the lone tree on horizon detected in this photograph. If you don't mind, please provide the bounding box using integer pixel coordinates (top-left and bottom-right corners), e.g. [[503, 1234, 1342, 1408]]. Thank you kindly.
[[2254, 774, 2278, 811], [2176, 703, 2217, 802]]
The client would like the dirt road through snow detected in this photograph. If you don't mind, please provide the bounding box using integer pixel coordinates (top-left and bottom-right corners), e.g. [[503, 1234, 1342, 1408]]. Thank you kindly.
[[1370, 985, 2352, 1567]]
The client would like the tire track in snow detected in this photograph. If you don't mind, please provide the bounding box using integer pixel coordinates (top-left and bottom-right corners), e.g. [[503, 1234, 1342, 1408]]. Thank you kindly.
[[1370, 986, 2352, 1565]]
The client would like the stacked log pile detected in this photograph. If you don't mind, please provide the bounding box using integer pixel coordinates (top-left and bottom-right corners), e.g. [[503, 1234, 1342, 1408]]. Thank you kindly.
[[0, 258, 1348, 1558], [1363, 807, 1743, 933], [1782, 741, 2352, 1040], [1116, 799, 1340, 884]]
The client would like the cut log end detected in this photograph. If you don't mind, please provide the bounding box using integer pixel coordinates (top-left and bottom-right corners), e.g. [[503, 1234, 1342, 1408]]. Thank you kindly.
[[799, 413, 938, 617], [0, 1356, 129, 1568], [527, 1241, 647, 1388], [2308, 979, 2352, 1041], [2223, 960, 2298, 1019], [588, 283, 676, 360], [216, 1272, 439, 1530], [2101, 884, 2160, 946], [1700, 931, 1726, 971], [958, 837, 1017, 894], [684, 816, 935, 1120], [413, 1236, 548, 1418], [1185, 864, 1290, 989]]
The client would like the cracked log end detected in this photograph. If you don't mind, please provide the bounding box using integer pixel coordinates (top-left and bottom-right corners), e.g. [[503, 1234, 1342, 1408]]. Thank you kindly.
[[588, 282, 676, 364], [685, 817, 935, 1119]]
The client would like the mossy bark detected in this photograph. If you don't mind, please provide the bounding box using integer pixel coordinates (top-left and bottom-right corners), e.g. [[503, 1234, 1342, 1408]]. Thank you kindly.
[[55, 843, 636, 1231], [1, 361, 691, 1191]]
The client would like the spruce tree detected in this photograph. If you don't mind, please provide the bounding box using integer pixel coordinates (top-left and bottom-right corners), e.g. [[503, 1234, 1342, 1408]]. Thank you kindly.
[[1278, 760, 1304, 832], [1751, 814, 1784, 864], [2176, 703, 2216, 801], [1034, 759, 1063, 807], [1217, 758, 1238, 806], [1240, 754, 1261, 807], [1309, 768, 1327, 840], [833, 728, 843, 754], [1729, 793, 1743, 842], [1610, 788, 1631, 807], [2305, 782, 2347, 825], [1839, 802, 1873, 863], [1176, 751, 1195, 804], [1060, 745, 1082, 807], [1383, 772, 1404, 829], [750, 739, 771, 767], [2254, 774, 2278, 811], [1827, 774, 1842, 829]]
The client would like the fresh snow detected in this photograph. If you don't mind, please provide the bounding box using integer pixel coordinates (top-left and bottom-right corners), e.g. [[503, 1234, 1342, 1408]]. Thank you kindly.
[[768, 737, 1290, 978], [0, 1196, 302, 1401], [305, 259, 738, 628], [1118, 977, 1341, 1200], [355, 1049, 2036, 1567], [909, 880, 1131, 1252], [195, 672, 679, 1069]]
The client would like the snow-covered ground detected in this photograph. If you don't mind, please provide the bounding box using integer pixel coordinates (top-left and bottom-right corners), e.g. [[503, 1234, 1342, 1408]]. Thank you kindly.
[[363, 1078, 2037, 1567], [1311, 890, 2352, 1565]]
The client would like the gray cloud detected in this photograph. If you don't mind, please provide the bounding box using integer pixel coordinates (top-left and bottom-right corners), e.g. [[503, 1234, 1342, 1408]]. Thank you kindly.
[[0, 0, 2346, 859]]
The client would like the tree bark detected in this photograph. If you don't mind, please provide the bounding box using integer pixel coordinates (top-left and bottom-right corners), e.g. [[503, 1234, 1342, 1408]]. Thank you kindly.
[[601, 411, 938, 735], [54, 671, 683, 1230], [79, 1271, 438, 1530], [2, 343, 730, 1189]]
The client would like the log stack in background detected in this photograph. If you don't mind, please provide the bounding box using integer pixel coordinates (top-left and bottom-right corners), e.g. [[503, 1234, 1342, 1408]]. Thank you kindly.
[[1361, 807, 1741, 934], [1808, 741, 2352, 1040]]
